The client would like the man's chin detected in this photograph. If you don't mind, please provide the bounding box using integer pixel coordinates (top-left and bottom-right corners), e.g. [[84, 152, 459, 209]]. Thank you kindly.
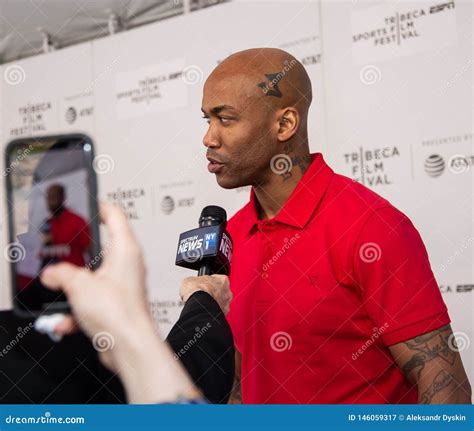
[[215, 173, 243, 190]]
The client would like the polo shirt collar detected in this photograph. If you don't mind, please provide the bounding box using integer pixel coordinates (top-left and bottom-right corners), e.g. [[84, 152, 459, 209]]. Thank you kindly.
[[239, 153, 334, 234]]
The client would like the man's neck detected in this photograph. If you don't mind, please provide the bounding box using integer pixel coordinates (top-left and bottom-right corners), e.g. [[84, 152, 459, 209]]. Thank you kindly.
[[52, 206, 65, 218], [254, 148, 312, 220]]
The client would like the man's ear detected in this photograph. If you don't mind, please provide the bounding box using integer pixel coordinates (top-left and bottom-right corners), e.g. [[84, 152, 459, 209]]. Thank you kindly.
[[277, 108, 299, 142]]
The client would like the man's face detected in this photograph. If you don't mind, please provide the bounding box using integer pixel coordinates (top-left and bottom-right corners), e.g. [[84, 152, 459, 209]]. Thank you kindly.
[[47, 187, 64, 214], [201, 73, 278, 189]]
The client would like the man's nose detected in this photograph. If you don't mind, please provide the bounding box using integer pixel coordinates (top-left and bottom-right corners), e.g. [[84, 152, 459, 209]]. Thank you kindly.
[[203, 124, 221, 148]]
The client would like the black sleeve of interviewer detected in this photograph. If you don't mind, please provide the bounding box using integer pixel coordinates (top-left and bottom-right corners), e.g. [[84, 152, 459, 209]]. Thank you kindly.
[[166, 291, 235, 404]]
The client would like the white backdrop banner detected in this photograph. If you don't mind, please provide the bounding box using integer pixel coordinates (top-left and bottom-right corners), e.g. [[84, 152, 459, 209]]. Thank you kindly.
[[320, 0, 472, 385], [0, 0, 471, 385]]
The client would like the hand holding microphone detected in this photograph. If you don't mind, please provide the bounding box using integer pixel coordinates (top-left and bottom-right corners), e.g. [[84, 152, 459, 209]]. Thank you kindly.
[[175, 205, 234, 314], [37, 203, 235, 403], [179, 275, 232, 315]]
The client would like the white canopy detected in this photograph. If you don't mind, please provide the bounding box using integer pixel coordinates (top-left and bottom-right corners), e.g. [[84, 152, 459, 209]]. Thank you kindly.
[[0, 0, 224, 63]]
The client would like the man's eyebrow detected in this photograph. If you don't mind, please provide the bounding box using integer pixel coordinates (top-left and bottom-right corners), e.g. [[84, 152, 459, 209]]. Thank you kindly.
[[201, 105, 237, 116]]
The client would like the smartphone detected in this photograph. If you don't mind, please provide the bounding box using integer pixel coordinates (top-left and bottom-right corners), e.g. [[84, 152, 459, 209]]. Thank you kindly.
[[5, 134, 101, 318]]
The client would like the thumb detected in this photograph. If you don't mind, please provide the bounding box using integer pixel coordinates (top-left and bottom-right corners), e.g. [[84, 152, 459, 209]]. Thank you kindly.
[[40, 263, 86, 296]]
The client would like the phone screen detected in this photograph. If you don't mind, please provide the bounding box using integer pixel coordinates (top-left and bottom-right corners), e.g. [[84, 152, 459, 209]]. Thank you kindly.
[[5, 135, 100, 317]]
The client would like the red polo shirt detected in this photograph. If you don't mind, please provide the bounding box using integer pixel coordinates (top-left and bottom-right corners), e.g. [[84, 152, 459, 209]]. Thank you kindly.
[[49, 208, 91, 267], [226, 153, 450, 404]]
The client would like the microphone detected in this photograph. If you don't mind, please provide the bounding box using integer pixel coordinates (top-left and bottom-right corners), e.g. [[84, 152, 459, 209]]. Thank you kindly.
[[175, 205, 233, 276]]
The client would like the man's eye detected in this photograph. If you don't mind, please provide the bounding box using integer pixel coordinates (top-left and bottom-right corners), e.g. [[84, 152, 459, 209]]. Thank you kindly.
[[219, 117, 232, 124]]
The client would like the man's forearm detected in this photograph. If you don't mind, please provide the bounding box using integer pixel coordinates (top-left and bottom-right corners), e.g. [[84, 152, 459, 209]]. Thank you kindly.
[[417, 370, 472, 404], [166, 291, 235, 403], [389, 324, 472, 404]]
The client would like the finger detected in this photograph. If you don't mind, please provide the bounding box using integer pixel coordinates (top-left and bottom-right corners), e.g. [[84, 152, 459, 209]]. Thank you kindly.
[[54, 315, 80, 336], [99, 202, 136, 244], [179, 276, 199, 300], [98, 203, 143, 271], [40, 263, 85, 295]]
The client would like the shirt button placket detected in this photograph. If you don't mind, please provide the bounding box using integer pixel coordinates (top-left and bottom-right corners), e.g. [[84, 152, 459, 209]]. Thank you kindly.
[[260, 223, 274, 281]]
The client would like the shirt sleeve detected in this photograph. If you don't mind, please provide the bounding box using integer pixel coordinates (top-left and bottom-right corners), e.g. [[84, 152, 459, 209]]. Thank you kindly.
[[77, 217, 92, 250], [166, 291, 235, 404], [353, 206, 450, 346]]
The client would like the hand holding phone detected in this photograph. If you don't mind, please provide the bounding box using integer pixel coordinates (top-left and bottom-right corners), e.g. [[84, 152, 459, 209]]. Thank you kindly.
[[5, 134, 101, 317]]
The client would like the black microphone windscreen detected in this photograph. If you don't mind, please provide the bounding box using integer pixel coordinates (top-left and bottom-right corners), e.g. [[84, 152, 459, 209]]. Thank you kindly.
[[199, 205, 227, 226]]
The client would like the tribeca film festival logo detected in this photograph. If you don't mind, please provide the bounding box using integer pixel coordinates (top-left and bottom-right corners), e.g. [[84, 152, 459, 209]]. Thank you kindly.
[[424, 154, 473, 178], [439, 283, 473, 294], [107, 187, 146, 220], [116, 67, 184, 105], [10, 101, 52, 137], [352, 1, 455, 49], [344, 146, 400, 187], [149, 299, 181, 326]]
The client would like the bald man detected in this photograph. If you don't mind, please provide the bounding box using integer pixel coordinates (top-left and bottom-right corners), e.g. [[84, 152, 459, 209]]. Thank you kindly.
[[199, 48, 471, 404], [40, 184, 91, 268]]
